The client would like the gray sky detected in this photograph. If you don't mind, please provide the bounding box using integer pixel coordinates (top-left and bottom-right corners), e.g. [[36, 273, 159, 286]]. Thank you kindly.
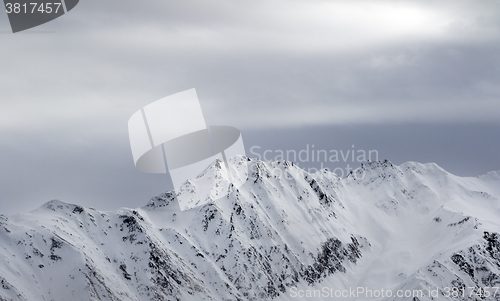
[[1, 0, 499, 214]]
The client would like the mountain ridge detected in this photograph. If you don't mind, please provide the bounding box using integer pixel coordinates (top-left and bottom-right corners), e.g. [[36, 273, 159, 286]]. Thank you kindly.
[[1, 158, 500, 301]]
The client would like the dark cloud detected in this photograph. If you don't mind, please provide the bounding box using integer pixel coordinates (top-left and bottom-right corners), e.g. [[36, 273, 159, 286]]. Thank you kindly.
[[1, 0, 499, 214]]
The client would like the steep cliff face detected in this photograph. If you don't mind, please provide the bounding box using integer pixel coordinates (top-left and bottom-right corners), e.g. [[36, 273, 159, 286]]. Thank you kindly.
[[1, 157, 500, 301]]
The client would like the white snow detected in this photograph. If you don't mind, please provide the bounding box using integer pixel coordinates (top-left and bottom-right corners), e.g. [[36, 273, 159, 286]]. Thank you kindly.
[[1, 158, 500, 301]]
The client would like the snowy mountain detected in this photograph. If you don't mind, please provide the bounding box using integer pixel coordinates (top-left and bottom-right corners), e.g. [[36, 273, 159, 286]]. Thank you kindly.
[[1, 157, 500, 301]]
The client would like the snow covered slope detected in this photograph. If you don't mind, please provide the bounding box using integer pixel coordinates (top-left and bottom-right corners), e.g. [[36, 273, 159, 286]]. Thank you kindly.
[[1, 157, 500, 301]]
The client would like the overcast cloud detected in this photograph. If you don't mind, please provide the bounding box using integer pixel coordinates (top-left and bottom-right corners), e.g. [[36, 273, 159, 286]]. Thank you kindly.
[[1, 0, 499, 214]]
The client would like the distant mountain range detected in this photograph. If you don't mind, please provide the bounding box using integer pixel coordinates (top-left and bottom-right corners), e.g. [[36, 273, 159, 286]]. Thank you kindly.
[[1, 157, 499, 300]]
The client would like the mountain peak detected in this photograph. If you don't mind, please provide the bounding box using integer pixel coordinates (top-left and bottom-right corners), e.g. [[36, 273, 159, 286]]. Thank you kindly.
[[42, 199, 87, 213], [1, 159, 500, 301]]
